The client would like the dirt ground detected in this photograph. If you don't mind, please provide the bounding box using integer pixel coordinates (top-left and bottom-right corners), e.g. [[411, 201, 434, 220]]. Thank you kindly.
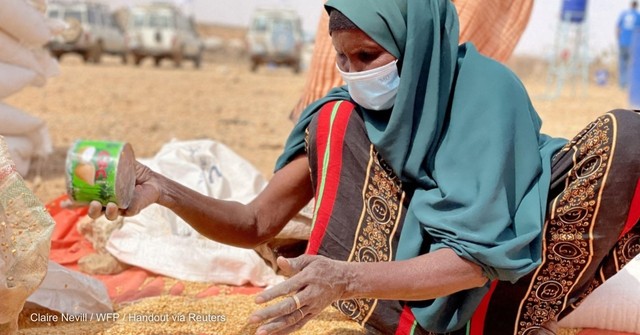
[[4, 51, 629, 205], [5, 52, 307, 204]]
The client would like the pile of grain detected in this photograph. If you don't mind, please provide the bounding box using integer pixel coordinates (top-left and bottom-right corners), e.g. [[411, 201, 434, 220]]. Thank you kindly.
[[19, 294, 365, 335]]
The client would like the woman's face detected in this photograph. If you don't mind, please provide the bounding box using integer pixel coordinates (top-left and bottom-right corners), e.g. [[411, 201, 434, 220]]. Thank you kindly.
[[332, 28, 397, 73]]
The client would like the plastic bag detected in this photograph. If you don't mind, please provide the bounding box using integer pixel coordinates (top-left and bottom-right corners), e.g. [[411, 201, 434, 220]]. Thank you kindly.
[[0, 136, 55, 334], [26, 261, 112, 315]]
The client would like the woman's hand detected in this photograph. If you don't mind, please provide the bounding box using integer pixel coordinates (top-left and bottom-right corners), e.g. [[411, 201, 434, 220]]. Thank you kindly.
[[87, 161, 162, 220], [248, 255, 352, 335]]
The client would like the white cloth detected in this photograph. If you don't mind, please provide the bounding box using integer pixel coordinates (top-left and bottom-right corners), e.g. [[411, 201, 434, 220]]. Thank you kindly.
[[106, 139, 285, 286], [558, 254, 640, 333]]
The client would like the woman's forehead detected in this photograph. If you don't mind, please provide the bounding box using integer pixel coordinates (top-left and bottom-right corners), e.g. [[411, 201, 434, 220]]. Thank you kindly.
[[331, 29, 380, 50]]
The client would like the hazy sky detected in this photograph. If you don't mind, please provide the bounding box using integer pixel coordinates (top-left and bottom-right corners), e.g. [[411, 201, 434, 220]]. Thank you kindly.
[[107, 0, 632, 59], [515, 1, 629, 60]]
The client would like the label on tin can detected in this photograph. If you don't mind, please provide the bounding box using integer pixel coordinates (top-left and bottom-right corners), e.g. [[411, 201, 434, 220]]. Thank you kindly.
[[65, 140, 134, 207]]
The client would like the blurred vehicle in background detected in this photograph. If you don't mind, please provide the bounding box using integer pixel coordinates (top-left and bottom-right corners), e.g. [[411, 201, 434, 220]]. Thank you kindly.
[[246, 8, 304, 73], [46, 1, 128, 63], [126, 4, 203, 68]]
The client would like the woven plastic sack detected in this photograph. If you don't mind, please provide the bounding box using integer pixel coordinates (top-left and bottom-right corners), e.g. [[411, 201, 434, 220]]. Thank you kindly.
[[0, 31, 59, 86], [0, 63, 38, 99], [0, 136, 55, 334], [0, 0, 51, 47]]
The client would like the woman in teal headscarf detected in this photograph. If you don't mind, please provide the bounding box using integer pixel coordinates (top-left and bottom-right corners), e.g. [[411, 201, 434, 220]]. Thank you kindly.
[[246, 0, 640, 334], [88, 0, 640, 334]]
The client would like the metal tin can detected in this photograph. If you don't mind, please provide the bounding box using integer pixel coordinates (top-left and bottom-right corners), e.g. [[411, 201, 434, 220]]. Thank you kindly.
[[65, 139, 135, 208]]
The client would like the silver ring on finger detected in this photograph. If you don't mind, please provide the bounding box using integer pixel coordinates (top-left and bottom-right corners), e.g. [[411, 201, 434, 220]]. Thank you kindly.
[[297, 309, 304, 319]]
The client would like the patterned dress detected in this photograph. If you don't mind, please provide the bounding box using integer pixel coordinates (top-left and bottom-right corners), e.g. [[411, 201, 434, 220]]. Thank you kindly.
[[304, 101, 640, 335]]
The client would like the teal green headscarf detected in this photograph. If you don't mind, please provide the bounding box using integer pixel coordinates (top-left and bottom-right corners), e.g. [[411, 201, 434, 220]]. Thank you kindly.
[[275, 0, 566, 331]]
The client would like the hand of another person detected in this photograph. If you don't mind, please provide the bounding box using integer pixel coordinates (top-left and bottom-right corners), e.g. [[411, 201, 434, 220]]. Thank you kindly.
[[87, 161, 162, 220], [248, 255, 352, 335]]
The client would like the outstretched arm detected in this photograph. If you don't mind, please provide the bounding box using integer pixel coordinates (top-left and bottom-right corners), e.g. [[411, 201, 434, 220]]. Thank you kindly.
[[89, 155, 313, 248]]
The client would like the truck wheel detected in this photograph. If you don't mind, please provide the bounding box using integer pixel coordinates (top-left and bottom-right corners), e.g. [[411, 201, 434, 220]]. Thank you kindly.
[[89, 42, 103, 64], [193, 53, 202, 69], [51, 50, 63, 60], [133, 54, 144, 66], [173, 47, 184, 68]]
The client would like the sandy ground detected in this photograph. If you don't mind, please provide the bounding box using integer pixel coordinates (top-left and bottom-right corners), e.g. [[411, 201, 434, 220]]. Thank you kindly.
[[6, 53, 307, 204], [4, 48, 631, 335], [4, 52, 629, 205]]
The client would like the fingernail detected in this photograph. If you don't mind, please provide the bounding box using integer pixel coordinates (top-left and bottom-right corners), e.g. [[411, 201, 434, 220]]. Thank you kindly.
[[255, 329, 267, 335], [255, 296, 265, 304], [247, 315, 260, 324]]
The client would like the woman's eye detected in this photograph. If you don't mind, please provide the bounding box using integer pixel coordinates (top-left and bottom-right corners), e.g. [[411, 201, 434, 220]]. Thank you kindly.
[[358, 51, 376, 63]]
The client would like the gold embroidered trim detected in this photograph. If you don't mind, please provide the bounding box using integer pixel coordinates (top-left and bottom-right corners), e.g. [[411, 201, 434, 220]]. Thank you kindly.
[[515, 115, 615, 334], [334, 146, 405, 325]]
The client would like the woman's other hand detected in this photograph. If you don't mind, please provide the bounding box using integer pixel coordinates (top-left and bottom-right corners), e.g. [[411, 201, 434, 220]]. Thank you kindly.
[[248, 255, 352, 335], [87, 161, 162, 220]]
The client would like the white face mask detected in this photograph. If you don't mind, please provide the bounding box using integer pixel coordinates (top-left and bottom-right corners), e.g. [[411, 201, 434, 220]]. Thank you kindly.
[[337, 60, 400, 111]]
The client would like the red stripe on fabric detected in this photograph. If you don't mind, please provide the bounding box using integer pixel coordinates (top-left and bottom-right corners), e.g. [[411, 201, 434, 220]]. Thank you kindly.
[[620, 178, 640, 238], [469, 280, 498, 335], [306, 101, 355, 255], [395, 305, 416, 335], [306, 101, 336, 255]]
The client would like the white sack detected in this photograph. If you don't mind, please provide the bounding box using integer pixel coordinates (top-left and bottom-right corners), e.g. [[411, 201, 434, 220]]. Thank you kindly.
[[107, 139, 284, 286], [0, 31, 42, 72], [558, 254, 640, 333], [2, 135, 34, 177], [0, 63, 38, 99], [26, 261, 112, 315], [26, 0, 47, 14], [0, 103, 47, 137], [0, 0, 51, 46], [0, 103, 53, 176], [0, 31, 59, 84], [47, 18, 69, 36]]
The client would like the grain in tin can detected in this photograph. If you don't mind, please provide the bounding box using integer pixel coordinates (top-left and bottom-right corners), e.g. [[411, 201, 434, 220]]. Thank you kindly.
[[65, 139, 136, 208]]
